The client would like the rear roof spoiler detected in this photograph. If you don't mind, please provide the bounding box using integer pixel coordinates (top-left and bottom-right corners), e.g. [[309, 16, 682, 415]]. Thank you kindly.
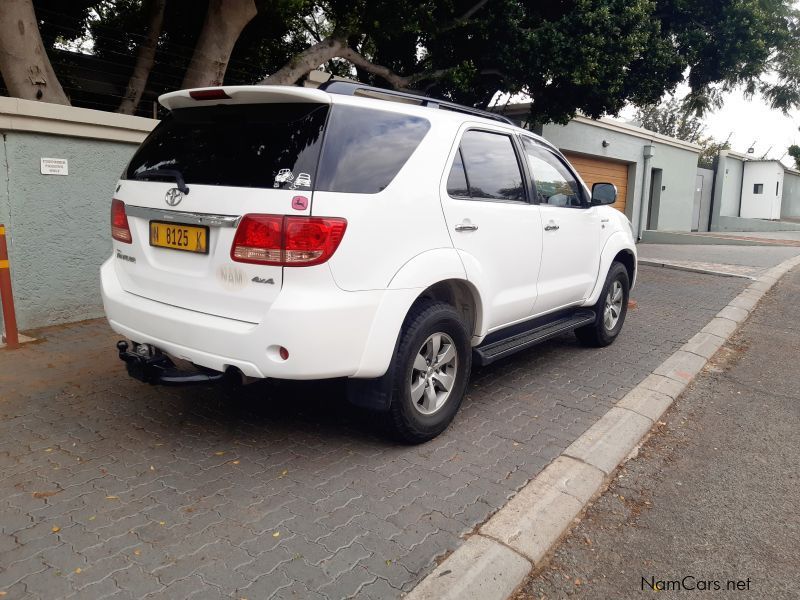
[[159, 86, 331, 111]]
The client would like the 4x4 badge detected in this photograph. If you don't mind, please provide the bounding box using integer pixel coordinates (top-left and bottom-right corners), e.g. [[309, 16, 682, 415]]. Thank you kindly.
[[165, 188, 184, 207]]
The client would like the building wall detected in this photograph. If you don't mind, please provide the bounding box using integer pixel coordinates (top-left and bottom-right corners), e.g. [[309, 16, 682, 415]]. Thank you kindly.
[[648, 143, 698, 231], [541, 118, 700, 234], [696, 167, 715, 232], [740, 161, 783, 219], [0, 136, 9, 230], [716, 154, 744, 217], [710, 151, 800, 232], [781, 171, 800, 218], [0, 97, 153, 330]]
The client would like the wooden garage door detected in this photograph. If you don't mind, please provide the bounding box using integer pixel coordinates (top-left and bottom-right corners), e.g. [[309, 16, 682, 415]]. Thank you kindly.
[[562, 152, 628, 214]]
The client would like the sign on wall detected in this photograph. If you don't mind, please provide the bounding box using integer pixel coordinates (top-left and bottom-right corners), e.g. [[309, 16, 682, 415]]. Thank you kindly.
[[40, 158, 68, 176]]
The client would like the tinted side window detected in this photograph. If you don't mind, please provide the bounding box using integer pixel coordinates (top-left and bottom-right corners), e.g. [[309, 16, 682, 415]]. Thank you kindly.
[[458, 131, 525, 201], [125, 103, 328, 189], [521, 138, 585, 208], [316, 105, 431, 194], [446, 149, 470, 197]]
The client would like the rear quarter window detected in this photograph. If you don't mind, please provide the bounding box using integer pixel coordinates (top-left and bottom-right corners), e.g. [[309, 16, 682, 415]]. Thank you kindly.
[[315, 105, 431, 194], [125, 103, 328, 190]]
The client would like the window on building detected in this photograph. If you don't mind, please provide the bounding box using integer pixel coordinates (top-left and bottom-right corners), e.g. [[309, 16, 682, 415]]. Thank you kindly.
[[753, 183, 764, 194]]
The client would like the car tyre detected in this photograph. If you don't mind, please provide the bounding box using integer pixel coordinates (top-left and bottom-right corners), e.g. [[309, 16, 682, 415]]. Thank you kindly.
[[376, 299, 472, 444], [575, 261, 630, 347]]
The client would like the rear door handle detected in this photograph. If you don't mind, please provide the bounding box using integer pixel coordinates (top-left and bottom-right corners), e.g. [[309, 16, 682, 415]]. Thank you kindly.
[[544, 224, 560, 231], [455, 223, 479, 232]]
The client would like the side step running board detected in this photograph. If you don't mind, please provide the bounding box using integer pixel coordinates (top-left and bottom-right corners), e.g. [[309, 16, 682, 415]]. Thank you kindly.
[[474, 309, 596, 367]]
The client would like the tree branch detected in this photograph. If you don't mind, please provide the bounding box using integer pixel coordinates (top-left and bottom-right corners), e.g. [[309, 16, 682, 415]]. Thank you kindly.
[[261, 36, 345, 85], [298, 17, 322, 43], [440, 0, 492, 33], [459, 0, 491, 22], [338, 46, 453, 89]]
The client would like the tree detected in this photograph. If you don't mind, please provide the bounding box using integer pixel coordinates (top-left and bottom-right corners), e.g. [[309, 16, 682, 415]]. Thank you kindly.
[[117, 0, 166, 114], [658, 0, 800, 115], [0, 0, 70, 104], [257, 0, 800, 124], [788, 145, 800, 170], [636, 98, 706, 143], [635, 98, 729, 169], [4, 0, 800, 127], [181, 0, 257, 88]]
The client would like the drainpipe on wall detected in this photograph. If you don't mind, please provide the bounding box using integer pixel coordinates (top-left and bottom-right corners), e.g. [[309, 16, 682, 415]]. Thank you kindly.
[[637, 144, 656, 239]]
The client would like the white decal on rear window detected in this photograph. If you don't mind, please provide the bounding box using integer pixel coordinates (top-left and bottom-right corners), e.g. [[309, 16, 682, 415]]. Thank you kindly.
[[292, 173, 312, 189], [274, 169, 294, 188]]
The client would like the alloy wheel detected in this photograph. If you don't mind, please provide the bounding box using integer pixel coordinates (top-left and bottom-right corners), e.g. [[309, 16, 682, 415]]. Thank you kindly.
[[409, 332, 458, 415]]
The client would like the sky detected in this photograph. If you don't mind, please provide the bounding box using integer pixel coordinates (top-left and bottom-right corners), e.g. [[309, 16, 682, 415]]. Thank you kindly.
[[616, 85, 800, 168]]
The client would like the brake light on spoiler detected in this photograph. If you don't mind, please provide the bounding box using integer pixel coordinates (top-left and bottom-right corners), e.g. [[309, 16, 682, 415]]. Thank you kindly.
[[189, 89, 231, 100], [231, 215, 347, 267]]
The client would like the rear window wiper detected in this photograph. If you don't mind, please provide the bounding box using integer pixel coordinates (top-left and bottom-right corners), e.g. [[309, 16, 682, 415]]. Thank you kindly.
[[132, 168, 190, 194]]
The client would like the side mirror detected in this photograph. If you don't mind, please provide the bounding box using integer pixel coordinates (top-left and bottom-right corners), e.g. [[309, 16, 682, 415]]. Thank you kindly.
[[591, 182, 617, 205]]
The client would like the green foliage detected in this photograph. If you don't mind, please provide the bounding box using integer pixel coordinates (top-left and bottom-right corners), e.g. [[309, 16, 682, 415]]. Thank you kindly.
[[658, 0, 800, 115], [788, 145, 800, 170], [27, 0, 800, 124], [635, 98, 729, 169], [636, 98, 706, 143], [698, 139, 731, 170], [307, 0, 800, 123]]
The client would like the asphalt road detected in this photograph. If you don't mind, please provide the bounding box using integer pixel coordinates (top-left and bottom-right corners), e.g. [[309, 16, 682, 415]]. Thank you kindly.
[[515, 267, 800, 599]]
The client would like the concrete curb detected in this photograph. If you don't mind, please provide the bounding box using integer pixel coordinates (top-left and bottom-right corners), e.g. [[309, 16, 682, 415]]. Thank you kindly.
[[638, 258, 756, 280], [404, 254, 800, 600]]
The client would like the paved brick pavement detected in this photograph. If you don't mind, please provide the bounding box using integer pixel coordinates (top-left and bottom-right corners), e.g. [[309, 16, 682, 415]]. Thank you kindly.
[[0, 266, 745, 600]]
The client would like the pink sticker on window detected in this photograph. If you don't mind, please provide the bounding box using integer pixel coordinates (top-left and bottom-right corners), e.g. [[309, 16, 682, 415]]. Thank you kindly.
[[291, 196, 309, 210]]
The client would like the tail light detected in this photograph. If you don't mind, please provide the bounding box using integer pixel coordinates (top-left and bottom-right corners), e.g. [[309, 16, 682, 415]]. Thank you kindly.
[[231, 215, 347, 267], [111, 199, 132, 243]]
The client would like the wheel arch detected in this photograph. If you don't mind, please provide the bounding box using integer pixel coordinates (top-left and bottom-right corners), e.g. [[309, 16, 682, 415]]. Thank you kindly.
[[353, 275, 485, 379], [584, 232, 638, 306], [613, 248, 636, 288], [413, 279, 484, 341]]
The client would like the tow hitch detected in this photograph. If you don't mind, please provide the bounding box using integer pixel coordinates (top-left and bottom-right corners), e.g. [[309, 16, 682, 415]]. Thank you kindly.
[[116, 340, 233, 386]]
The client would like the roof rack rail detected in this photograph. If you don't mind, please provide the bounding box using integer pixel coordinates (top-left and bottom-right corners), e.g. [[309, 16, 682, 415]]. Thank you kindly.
[[318, 80, 514, 125]]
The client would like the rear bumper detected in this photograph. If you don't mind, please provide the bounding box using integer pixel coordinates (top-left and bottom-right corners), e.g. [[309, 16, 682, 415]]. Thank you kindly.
[[101, 259, 388, 379]]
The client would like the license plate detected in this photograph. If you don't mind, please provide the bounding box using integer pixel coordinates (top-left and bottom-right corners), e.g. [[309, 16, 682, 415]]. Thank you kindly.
[[149, 221, 209, 254]]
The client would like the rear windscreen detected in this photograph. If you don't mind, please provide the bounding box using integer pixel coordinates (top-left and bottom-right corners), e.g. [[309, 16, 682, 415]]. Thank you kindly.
[[125, 103, 329, 190]]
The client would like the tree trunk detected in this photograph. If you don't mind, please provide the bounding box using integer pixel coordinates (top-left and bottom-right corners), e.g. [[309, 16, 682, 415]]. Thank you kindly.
[[117, 0, 166, 114], [0, 0, 69, 105], [181, 0, 257, 89], [261, 36, 345, 85]]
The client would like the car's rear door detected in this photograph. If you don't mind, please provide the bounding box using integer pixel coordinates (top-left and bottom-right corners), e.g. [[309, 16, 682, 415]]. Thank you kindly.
[[112, 93, 329, 324]]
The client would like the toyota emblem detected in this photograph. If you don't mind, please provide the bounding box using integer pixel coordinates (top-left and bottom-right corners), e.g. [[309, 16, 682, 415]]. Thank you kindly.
[[165, 188, 184, 207]]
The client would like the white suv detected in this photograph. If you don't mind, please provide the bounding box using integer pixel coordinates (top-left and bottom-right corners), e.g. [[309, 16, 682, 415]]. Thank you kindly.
[[102, 82, 637, 443]]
